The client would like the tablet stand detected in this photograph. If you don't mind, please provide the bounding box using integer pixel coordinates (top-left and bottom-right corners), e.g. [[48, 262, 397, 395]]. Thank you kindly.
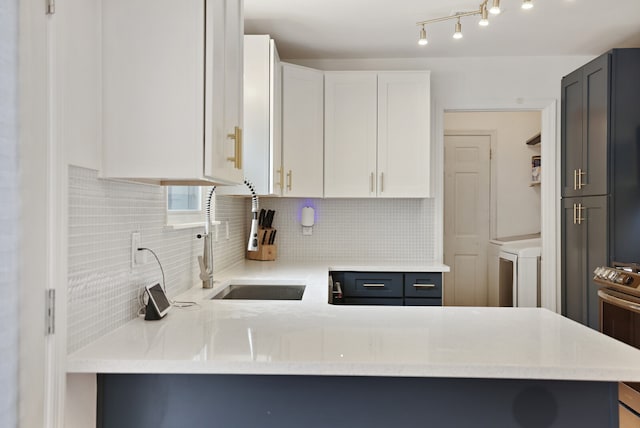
[[144, 300, 163, 321]]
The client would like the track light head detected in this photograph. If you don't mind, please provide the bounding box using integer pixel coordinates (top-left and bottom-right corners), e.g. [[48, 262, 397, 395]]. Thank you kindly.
[[479, 5, 489, 26], [418, 25, 428, 45], [489, 0, 501, 14], [453, 18, 463, 39]]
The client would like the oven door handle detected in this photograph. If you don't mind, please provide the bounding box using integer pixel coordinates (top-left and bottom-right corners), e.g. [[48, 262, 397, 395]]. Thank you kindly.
[[598, 289, 640, 314]]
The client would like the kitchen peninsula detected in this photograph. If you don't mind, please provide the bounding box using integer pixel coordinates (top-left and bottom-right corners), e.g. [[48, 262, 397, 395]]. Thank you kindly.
[[68, 261, 639, 427]]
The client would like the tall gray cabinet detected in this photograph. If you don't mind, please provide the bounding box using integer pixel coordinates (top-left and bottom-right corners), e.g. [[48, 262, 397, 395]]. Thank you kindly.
[[561, 49, 640, 329]]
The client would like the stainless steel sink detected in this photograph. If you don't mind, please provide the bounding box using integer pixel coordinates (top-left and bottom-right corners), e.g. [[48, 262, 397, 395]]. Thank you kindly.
[[211, 284, 305, 300]]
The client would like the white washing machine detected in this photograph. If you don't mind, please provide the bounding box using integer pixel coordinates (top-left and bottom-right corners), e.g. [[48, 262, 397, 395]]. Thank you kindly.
[[487, 234, 541, 307], [498, 243, 541, 307]]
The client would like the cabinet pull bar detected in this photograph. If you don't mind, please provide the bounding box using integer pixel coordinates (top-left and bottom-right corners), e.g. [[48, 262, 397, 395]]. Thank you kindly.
[[286, 170, 292, 191], [370, 172, 375, 193], [380, 172, 385, 193], [362, 283, 386, 287], [276, 168, 284, 191], [573, 169, 577, 190], [577, 203, 585, 225], [226, 126, 242, 169], [413, 283, 436, 288], [578, 168, 586, 189], [573, 203, 577, 225]]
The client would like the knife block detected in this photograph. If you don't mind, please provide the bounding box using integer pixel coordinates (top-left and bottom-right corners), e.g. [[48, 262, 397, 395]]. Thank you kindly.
[[246, 228, 277, 261]]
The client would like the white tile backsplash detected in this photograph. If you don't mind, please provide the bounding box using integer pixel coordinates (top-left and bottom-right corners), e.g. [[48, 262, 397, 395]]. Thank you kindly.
[[255, 197, 435, 263], [67, 166, 246, 353]]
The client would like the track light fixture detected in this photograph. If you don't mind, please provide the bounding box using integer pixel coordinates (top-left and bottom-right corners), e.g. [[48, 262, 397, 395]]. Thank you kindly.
[[418, 25, 428, 45], [453, 18, 463, 39], [416, 0, 533, 47]]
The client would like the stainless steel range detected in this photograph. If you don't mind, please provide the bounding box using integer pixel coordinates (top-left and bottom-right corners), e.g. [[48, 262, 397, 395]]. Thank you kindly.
[[594, 263, 640, 427]]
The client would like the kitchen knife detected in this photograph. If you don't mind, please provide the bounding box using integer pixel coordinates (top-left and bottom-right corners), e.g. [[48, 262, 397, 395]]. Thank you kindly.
[[268, 230, 277, 245], [263, 210, 272, 228], [258, 209, 266, 227], [265, 210, 276, 228], [261, 230, 268, 246]]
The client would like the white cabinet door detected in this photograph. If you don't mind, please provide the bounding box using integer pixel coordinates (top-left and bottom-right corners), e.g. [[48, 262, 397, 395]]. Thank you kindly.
[[281, 63, 324, 198], [219, 0, 244, 184], [217, 34, 281, 196], [102, 0, 243, 185], [324, 72, 377, 198], [58, 0, 101, 170], [377, 72, 431, 197], [271, 41, 283, 196]]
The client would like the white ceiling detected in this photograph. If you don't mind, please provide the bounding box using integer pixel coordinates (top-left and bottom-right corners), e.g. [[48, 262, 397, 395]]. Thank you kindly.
[[244, 0, 640, 59]]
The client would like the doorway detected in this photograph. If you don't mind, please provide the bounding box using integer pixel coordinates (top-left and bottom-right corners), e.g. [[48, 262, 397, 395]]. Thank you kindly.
[[443, 111, 542, 307]]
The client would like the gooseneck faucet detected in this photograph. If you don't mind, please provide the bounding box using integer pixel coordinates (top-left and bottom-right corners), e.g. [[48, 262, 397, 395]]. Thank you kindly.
[[244, 179, 259, 252], [197, 187, 216, 288]]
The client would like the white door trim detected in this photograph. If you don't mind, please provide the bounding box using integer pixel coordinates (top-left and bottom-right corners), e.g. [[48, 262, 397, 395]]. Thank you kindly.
[[433, 99, 558, 313]]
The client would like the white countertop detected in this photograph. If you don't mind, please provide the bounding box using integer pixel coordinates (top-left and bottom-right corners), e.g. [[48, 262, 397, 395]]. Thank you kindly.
[[67, 260, 640, 382]]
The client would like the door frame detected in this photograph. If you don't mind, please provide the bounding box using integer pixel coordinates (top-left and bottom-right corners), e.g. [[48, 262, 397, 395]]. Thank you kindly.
[[433, 100, 558, 313]]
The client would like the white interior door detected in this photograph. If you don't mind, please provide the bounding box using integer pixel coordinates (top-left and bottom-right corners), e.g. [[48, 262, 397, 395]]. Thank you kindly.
[[444, 134, 491, 306]]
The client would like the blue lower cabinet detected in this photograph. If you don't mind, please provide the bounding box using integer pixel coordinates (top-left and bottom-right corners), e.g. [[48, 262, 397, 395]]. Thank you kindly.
[[343, 272, 403, 298], [404, 273, 442, 298], [331, 271, 443, 306]]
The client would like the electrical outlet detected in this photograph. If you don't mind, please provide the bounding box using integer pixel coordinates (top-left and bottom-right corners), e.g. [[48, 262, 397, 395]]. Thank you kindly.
[[131, 232, 141, 268]]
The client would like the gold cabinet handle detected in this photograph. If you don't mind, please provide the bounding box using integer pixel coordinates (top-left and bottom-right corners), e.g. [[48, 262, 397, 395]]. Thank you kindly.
[[577, 203, 585, 225], [226, 126, 242, 169], [276, 168, 284, 191], [286, 170, 292, 191], [573, 169, 577, 190], [573, 203, 577, 225], [380, 172, 385, 193], [370, 172, 375, 193], [578, 168, 586, 189]]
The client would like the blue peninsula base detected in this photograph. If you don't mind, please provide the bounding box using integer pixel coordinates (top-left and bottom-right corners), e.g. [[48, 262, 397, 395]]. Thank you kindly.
[[97, 374, 618, 428]]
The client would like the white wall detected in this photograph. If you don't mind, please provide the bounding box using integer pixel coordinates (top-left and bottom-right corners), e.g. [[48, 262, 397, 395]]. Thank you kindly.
[[0, 1, 19, 426], [444, 111, 541, 238]]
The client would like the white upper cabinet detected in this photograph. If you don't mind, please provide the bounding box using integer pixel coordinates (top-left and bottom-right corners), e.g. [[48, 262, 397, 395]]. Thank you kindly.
[[377, 72, 431, 197], [281, 63, 324, 198], [324, 71, 431, 198], [324, 72, 377, 197], [102, 0, 243, 185], [218, 34, 281, 196]]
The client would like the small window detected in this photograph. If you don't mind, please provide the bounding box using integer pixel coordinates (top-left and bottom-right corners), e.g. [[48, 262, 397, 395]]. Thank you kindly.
[[167, 186, 201, 211], [166, 186, 214, 228]]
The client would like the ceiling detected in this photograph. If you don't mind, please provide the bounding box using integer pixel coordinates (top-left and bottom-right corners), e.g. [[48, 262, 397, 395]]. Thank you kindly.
[[244, 0, 640, 59]]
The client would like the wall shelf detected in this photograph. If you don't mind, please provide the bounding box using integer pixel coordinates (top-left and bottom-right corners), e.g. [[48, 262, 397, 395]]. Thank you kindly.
[[526, 132, 541, 145]]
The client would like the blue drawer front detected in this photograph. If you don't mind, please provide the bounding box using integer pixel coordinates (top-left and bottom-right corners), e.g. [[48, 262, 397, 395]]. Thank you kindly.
[[343, 297, 403, 306], [343, 272, 403, 298], [404, 298, 442, 306], [404, 273, 442, 298]]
